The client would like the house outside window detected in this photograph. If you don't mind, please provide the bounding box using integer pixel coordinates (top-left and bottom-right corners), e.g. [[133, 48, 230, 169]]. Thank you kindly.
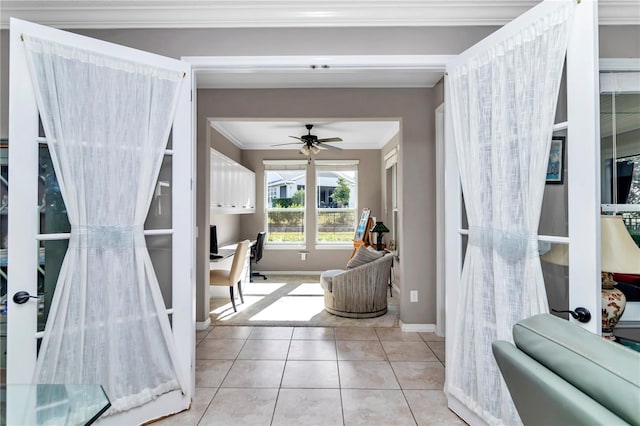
[[315, 160, 358, 245], [264, 160, 307, 245]]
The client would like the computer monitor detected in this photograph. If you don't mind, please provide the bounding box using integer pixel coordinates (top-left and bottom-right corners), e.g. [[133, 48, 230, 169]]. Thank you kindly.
[[210, 225, 218, 255]]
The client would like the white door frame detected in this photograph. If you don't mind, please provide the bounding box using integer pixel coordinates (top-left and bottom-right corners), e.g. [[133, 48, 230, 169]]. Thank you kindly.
[[435, 102, 446, 337], [7, 18, 195, 425]]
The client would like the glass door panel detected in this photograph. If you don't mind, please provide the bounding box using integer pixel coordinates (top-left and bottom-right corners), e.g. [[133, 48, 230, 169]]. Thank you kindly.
[[600, 71, 640, 330]]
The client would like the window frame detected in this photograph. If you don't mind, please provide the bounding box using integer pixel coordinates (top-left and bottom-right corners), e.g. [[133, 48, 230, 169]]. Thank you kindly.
[[263, 160, 308, 249], [314, 160, 359, 248]]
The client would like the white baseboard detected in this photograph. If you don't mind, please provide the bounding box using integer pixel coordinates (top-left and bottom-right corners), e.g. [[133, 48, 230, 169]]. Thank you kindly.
[[195, 318, 211, 330], [447, 393, 488, 426], [399, 321, 436, 332], [97, 389, 190, 425]]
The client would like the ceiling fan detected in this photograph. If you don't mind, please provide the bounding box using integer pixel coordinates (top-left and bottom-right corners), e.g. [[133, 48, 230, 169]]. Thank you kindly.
[[271, 124, 343, 155]]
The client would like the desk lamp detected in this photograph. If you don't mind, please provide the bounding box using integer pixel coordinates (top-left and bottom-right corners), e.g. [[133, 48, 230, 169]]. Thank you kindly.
[[370, 221, 390, 251], [541, 215, 640, 340]]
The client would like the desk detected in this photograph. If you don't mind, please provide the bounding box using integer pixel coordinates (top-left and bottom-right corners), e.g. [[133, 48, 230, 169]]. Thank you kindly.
[[209, 248, 235, 262]]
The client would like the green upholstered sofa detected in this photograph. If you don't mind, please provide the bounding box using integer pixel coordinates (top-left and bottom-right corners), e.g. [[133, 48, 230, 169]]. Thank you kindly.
[[492, 314, 640, 425]]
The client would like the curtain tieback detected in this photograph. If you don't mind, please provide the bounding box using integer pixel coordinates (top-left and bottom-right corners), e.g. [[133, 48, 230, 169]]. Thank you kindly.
[[69, 225, 145, 248], [468, 226, 539, 260]]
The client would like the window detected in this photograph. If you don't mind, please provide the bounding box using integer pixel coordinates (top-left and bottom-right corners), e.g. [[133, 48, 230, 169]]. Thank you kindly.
[[600, 68, 640, 245], [315, 160, 358, 245], [264, 160, 307, 245], [384, 148, 399, 251]]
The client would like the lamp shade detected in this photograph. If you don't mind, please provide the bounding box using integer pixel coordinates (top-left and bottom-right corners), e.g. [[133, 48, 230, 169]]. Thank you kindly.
[[300, 145, 310, 155], [601, 215, 640, 274], [541, 215, 640, 274], [370, 221, 390, 234]]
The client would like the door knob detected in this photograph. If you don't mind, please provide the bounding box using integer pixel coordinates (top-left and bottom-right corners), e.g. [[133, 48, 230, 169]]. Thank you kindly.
[[552, 307, 591, 323], [12, 291, 39, 305]]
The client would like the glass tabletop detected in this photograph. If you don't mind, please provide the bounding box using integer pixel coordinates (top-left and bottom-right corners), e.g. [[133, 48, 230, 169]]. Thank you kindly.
[[1, 384, 111, 425]]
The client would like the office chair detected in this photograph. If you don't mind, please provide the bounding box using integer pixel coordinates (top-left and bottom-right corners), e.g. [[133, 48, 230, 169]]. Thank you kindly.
[[250, 232, 268, 281], [210, 240, 250, 312]]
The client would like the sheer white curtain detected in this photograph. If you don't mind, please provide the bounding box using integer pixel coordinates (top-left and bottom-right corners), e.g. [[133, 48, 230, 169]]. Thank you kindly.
[[23, 36, 185, 414], [445, 3, 574, 424]]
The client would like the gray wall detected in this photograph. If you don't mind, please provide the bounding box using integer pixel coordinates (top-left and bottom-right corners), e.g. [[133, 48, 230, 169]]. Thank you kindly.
[[0, 26, 501, 137], [198, 88, 435, 325], [1, 24, 637, 325]]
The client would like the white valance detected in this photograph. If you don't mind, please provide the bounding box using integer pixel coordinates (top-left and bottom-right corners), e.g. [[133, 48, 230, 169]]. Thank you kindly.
[[263, 159, 308, 170], [314, 159, 359, 172]]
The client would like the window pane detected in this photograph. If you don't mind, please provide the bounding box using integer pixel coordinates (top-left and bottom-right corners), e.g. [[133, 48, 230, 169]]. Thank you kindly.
[[622, 213, 640, 247], [39, 145, 71, 334], [316, 171, 355, 208], [265, 169, 305, 244], [266, 170, 305, 208], [601, 92, 640, 205], [317, 209, 356, 243], [267, 210, 304, 242], [316, 169, 356, 243]]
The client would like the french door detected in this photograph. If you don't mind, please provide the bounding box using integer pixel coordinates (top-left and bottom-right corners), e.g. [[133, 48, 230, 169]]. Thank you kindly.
[[7, 18, 195, 425], [444, 0, 600, 423]]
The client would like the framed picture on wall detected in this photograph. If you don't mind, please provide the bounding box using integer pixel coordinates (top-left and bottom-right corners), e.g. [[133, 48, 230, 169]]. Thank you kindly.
[[546, 136, 565, 184]]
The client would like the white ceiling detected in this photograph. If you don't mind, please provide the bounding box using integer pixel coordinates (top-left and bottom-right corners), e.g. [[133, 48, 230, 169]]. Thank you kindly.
[[210, 120, 400, 150], [1, 0, 637, 29]]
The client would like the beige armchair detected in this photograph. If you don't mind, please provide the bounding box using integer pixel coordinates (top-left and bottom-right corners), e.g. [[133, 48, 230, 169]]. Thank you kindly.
[[321, 252, 393, 318]]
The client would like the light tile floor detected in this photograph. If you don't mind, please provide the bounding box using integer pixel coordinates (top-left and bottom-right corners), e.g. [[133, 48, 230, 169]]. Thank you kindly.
[[155, 326, 466, 426]]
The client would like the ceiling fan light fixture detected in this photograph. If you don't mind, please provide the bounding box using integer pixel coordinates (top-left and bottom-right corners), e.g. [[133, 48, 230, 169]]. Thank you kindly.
[[310, 145, 321, 155], [300, 145, 310, 155]]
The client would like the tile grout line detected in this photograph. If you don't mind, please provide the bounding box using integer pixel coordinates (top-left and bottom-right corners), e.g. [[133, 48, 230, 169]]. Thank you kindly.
[[195, 325, 220, 426], [334, 329, 346, 426], [269, 329, 293, 426], [193, 326, 445, 426], [194, 325, 223, 426]]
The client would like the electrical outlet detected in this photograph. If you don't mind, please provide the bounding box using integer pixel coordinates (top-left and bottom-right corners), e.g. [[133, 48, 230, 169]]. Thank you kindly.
[[410, 290, 418, 302], [300, 252, 307, 261]]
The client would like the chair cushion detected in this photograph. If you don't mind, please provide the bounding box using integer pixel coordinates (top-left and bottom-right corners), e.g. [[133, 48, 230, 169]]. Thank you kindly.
[[346, 246, 384, 269], [320, 269, 344, 292]]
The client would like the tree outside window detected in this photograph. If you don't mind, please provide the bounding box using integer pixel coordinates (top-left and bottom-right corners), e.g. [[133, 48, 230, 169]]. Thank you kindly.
[[316, 166, 357, 244]]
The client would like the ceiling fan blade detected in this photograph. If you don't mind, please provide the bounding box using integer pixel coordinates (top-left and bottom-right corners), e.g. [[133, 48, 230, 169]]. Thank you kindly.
[[289, 136, 304, 141], [271, 142, 302, 147], [318, 143, 343, 151], [316, 137, 343, 143]]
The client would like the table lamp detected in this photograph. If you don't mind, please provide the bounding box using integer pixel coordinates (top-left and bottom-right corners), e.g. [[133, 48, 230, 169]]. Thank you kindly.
[[541, 215, 640, 340], [370, 221, 390, 251]]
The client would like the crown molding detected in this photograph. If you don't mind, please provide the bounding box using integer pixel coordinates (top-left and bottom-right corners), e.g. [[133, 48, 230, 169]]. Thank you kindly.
[[1, 1, 637, 30]]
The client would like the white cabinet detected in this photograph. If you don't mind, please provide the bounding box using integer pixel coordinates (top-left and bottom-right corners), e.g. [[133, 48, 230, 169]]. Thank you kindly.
[[210, 148, 255, 214]]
